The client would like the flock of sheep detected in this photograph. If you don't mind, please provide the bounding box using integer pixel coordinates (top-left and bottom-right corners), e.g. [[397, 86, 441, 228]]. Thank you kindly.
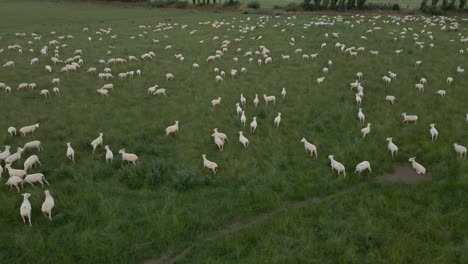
[[1, 13, 467, 226]]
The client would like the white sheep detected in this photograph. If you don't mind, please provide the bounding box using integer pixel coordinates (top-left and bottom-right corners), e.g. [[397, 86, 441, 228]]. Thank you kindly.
[[212, 134, 224, 151], [202, 154, 218, 174], [239, 131, 249, 148], [104, 145, 113, 163], [5, 147, 24, 164], [19, 123, 40, 137], [52, 78, 60, 85], [51, 87, 60, 96], [3, 61, 15, 67], [250, 117, 258, 133], [0, 145, 11, 161], [447, 77, 453, 85], [385, 95, 396, 104], [240, 94, 246, 106], [166, 121, 179, 136], [45, 65, 52, 73], [4, 86, 11, 94], [386, 137, 398, 157], [402, 113, 418, 124], [358, 108, 365, 123], [317, 77, 325, 85], [30, 58, 39, 64], [40, 89, 50, 98], [20, 193, 32, 226], [211, 97, 222, 109], [253, 94, 259, 108], [23, 155, 41, 172], [355, 94, 362, 106], [8, 127, 17, 136], [23, 173, 49, 188], [454, 143, 467, 158], [408, 157, 426, 175], [165, 73, 174, 81], [355, 161, 372, 174], [66, 142, 74, 162], [356, 72, 363, 80], [91, 133, 104, 153], [436, 90, 446, 98], [361, 123, 371, 138], [5, 176, 22, 193], [300, 138, 317, 158], [429, 124, 438, 141], [154, 88, 166, 96], [119, 149, 138, 165], [5, 164, 27, 178], [328, 155, 346, 177], [240, 111, 246, 127], [97, 89, 108, 96], [102, 83, 113, 90], [274, 112, 282, 128], [213, 128, 228, 143], [23, 140, 43, 152], [41, 190, 55, 220], [263, 94, 276, 105]]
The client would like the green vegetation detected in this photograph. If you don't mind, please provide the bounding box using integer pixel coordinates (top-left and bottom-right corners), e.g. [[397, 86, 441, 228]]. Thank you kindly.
[[0, 0, 467, 263]]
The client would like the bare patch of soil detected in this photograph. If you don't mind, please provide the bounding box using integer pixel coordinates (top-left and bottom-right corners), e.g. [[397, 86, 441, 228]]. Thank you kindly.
[[376, 164, 428, 184]]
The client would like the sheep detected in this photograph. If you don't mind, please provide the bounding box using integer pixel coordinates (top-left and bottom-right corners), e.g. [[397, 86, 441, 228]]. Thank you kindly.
[[358, 108, 365, 123], [5, 148, 24, 164], [5, 164, 27, 178], [388, 71, 397, 79], [436, 90, 446, 97], [119, 149, 138, 165], [265, 57, 272, 64], [66, 142, 74, 162], [52, 78, 60, 85], [382, 76, 391, 85], [447, 77, 453, 85], [8, 127, 17, 136], [212, 134, 224, 151], [165, 73, 174, 81], [328, 155, 346, 177], [241, 67, 247, 74], [154, 88, 166, 96], [3, 61, 14, 67], [147, 85, 158, 95], [300, 138, 317, 158], [250, 117, 258, 133], [5, 176, 22, 193], [239, 131, 249, 148], [385, 95, 396, 104], [19, 123, 39, 136], [23, 155, 41, 172], [274, 112, 282, 128], [355, 94, 362, 106], [355, 161, 372, 174], [41, 190, 55, 220], [28, 83, 37, 90], [415, 83, 424, 92], [0, 145, 11, 161], [30, 58, 39, 64], [20, 193, 32, 226], [192, 63, 199, 70], [361, 123, 371, 138], [415, 60, 422, 66], [215, 75, 223, 83], [97, 88, 108, 96], [240, 94, 246, 107], [91, 133, 104, 153], [23, 140, 43, 152], [454, 143, 467, 158], [429, 124, 438, 141], [23, 173, 49, 188], [211, 97, 222, 109], [202, 154, 218, 174], [18, 83, 29, 90], [420, 78, 427, 84], [212, 128, 228, 143], [45, 65, 52, 73], [356, 72, 363, 80], [165, 121, 179, 136], [102, 83, 113, 90], [240, 111, 246, 127], [386, 137, 398, 157], [221, 71, 226, 78], [253, 94, 259, 108], [402, 113, 418, 124], [408, 157, 426, 175], [40, 89, 50, 98], [4, 86, 11, 94], [322, 67, 329, 74], [282, 54, 290, 60], [456, 66, 464, 74], [263, 94, 276, 105], [317, 77, 325, 85]]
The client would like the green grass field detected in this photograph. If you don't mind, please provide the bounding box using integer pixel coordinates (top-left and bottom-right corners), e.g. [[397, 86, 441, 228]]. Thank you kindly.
[[0, 0, 467, 263]]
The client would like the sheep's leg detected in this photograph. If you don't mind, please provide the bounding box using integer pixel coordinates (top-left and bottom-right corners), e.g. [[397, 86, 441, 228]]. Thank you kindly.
[[21, 215, 26, 224], [44, 177, 49, 185], [28, 215, 31, 226], [29, 182, 36, 189]]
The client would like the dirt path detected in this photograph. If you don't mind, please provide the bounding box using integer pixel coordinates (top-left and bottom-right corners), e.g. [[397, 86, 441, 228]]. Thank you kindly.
[[145, 183, 367, 264]]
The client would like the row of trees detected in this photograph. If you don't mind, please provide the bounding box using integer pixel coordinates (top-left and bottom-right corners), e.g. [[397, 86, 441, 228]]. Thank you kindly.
[[303, 0, 368, 10], [420, 0, 467, 11]]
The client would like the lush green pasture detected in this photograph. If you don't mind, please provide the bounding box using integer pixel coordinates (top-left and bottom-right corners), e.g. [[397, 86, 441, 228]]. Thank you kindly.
[[0, 0, 467, 263]]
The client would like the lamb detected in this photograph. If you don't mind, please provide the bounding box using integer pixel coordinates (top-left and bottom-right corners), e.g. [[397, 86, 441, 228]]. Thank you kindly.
[[447, 77, 453, 85], [281, 88, 286, 99], [355, 161, 372, 174], [250, 117, 258, 133], [355, 94, 362, 106], [5, 176, 22, 193], [454, 143, 467, 158], [30, 58, 39, 64], [202, 154, 218, 174], [4, 86, 11, 94], [385, 95, 396, 104], [274, 112, 282, 128], [402, 113, 418, 124], [45, 65, 52, 73], [317, 77, 325, 85], [165, 121, 179, 136], [52, 78, 60, 85], [240, 111, 246, 127], [8, 127, 17, 136], [420, 78, 427, 84], [281, 54, 290, 60], [253, 94, 259, 108], [5, 148, 24, 164], [429, 124, 438, 141], [20, 193, 32, 226], [0, 145, 11, 161], [356, 72, 363, 80], [240, 94, 246, 106], [211, 97, 222, 109], [213, 128, 228, 143], [328, 155, 346, 177], [386, 137, 398, 157], [66, 142, 75, 162], [102, 83, 113, 90], [415, 60, 422, 66], [192, 63, 199, 70], [147, 85, 158, 95], [41, 190, 55, 220], [361, 123, 371, 138], [415, 83, 424, 92], [23, 140, 43, 152], [5, 164, 27, 178], [23, 155, 41, 172], [263, 94, 276, 105], [408, 157, 426, 175], [119, 149, 138, 165], [300, 138, 317, 158], [165, 73, 174, 81], [212, 134, 224, 151], [23, 173, 49, 188], [104, 145, 113, 163], [436, 90, 446, 97], [388, 71, 397, 79], [382, 76, 391, 85], [40, 89, 50, 98], [19, 123, 40, 136], [358, 108, 365, 123], [97, 89, 108, 96], [90, 132, 104, 153], [322, 67, 329, 74], [239, 131, 249, 148], [456, 66, 464, 74], [154, 88, 166, 96], [215, 75, 223, 83]]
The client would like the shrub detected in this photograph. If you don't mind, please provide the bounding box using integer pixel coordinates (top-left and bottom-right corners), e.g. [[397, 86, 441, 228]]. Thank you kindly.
[[322, 0, 330, 8], [337, 0, 346, 10], [441, 0, 448, 9], [173, 170, 197, 191], [459, 0, 467, 9], [247, 1, 260, 9], [145, 159, 174, 186], [346, 0, 356, 9], [365, 2, 397, 10], [329, 0, 338, 9], [285, 2, 300, 11], [118, 166, 144, 189], [175, 0, 188, 8], [392, 3, 400, 10], [222, 0, 240, 7], [357, 0, 366, 9], [420, 0, 429, 9], [272, 4, 282, 9]]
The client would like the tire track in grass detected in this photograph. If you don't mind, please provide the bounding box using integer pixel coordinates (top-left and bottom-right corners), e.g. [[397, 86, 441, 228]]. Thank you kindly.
[[145, 182, 369, 264]]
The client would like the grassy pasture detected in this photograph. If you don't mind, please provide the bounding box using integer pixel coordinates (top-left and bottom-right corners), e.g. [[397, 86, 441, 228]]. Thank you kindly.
[[0, 0, 467, 263]]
